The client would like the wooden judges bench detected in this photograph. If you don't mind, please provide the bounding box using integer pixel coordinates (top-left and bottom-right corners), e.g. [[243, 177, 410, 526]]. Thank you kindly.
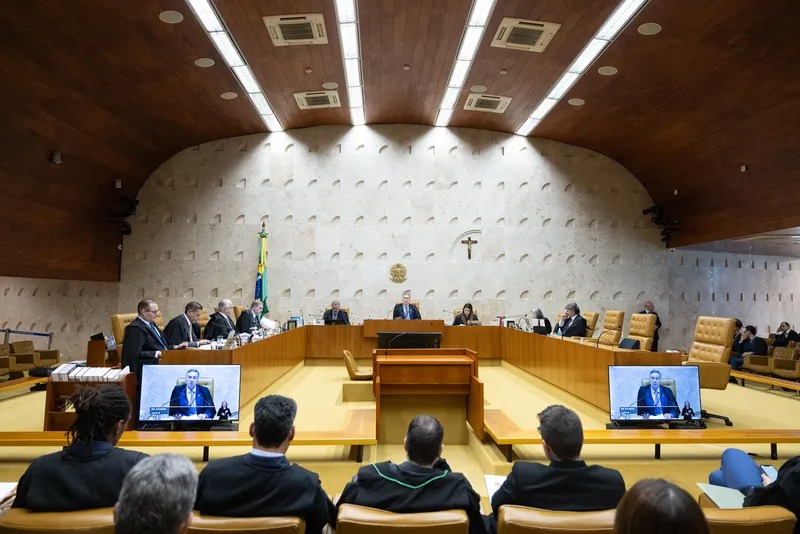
[[1, 322, 794, 461]]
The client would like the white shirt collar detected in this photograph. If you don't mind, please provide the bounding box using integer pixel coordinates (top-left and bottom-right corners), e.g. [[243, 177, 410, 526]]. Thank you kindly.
[[249, 448, 285, 458]]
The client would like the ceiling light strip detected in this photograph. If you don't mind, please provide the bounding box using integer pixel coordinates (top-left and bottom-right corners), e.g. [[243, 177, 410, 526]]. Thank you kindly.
[[434, 0, 497, 127], [186, 0, 283, 131], [515, 0, 647, 136], [334, 0, 366, 125]]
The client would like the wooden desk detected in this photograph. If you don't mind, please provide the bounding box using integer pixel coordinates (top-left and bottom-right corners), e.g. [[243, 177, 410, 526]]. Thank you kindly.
[[363, 320, 445, 338], [373, 348, 483, 443]]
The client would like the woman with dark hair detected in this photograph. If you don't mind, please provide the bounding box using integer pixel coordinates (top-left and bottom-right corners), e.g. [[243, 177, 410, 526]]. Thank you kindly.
[[453, 303, 480, 326], [217, 400, 232, 420], [681, 401, 695, 421], [12, 384, 147, 511], [614, 479, 709, 534]]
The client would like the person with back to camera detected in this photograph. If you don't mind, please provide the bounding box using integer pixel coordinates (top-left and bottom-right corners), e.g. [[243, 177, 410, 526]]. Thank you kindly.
[[552, 301, 587, 337], [489, 405, 624, 533], [169, 368, 216, 420], [532, 307, 552, 334], [614, 478, 709, 534], [681, 401, 695, 421], [636, 369, 679, 419], [12, 384, 148, 511], [217, 401, 232, 420], [453, 303, 480, 326]]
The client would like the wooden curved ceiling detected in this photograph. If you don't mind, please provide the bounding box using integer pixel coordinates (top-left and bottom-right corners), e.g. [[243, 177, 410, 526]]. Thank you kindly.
[[1, 0, 799, 281]]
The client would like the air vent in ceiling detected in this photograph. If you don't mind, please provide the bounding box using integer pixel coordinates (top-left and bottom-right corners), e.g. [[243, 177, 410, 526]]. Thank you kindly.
[[490, 18, 561, 52], [263, 14, 328, 46], [294, 90, 341, 109], [463, 93, 511, 113]]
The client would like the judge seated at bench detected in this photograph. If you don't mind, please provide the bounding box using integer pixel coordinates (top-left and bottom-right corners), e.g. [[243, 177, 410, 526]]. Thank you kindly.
[[236, 299, 264, 333], [393, 291, 421, 320], [203, 299, 237, 341], [636, 369, 679, 419], [552, 302, 587, 337], [322, 300, 350, 325], [163, 301, 210, 348], [169, 369, 215, 420], [453, 303, 480, 326]]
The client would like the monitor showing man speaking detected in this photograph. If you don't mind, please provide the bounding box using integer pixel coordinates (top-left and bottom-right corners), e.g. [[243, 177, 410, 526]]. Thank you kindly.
[[608, 365, 702, 421], [139, 364, 241, 422]]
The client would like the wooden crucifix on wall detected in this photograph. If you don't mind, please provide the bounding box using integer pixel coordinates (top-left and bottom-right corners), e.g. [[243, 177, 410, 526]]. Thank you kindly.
[[461, 236, 478, 260]]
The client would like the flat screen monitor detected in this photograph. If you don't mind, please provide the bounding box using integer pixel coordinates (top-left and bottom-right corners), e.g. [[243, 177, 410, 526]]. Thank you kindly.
[[376, 331, 442, 349], [139, 364, 241, 423], [608, 365, 701, 422]]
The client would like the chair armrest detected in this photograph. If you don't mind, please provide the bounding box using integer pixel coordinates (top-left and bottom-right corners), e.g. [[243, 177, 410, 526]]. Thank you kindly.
[[10, 353, 36, 365], [744, 354, 769, 367]]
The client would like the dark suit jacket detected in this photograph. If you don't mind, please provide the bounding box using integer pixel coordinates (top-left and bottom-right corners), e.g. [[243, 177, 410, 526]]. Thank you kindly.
[[741, 336, 768, 355], [553, 315, 587, 338], [489, 460, 625, 532], [13, 442, 147, 512], [744, 455, 800, 534], [204, 312, 236, 340], [337, 460, 487, 534], [453, 314, 479, 326], [236, 309, 259, 333], [636, 385, 679, 417], [121, 317, 168, 382], [322, 308, 350, 325], [163, 314, 202, 347], [772, 330, 800, 348], [392, 303, 421, 320], [640, 310, 662, 340], [195, 454, 335, 534], [169, 384, 215, 418]]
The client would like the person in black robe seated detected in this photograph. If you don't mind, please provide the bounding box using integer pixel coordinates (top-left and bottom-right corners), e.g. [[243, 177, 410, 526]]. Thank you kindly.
[[12, 384, 147, 511], [217, 401, 232, 420], [195, 395, 335, 534], [336, 415, 488, 534], [236, 300, 264, 333], [322, 300, 350, 325], [773, 321, 800, 348], [531, 308, 552, 335], [203, 299, 237, 341], [163, 301, 210, 348], [552, 301, 587, 338], [453, 303, 480, 326]]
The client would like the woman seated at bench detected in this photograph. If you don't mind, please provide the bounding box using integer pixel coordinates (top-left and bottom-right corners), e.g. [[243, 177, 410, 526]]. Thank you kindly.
[[12, 384, 148, 511]]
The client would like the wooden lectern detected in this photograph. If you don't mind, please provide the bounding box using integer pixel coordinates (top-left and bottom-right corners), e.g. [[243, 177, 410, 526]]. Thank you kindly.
[[372, 348, 484, 444]]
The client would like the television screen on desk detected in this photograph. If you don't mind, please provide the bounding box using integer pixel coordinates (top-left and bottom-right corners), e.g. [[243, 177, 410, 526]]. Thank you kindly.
[[608, 365, 701, 421], [376, 331, 442, 349], [139, 364, 241, 423]]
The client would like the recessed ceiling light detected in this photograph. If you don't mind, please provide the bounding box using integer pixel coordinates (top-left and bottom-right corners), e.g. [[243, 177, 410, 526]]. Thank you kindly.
[[403, 64, 411, 71], [567, 98, 585, 106], [500, 68, 508, 75], [159, 10, 184, 24], [470, 84, 487, 93], [322, 81, 339, 90], [637, 22, 662, 35], [305, 68, 312, 74], [220, 92, 238, 100], [194, 58, 215, 68], [597, 66, 618, 76]]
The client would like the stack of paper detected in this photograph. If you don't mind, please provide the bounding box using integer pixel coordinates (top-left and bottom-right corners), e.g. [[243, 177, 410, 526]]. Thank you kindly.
[[50, 364, 130, 382]]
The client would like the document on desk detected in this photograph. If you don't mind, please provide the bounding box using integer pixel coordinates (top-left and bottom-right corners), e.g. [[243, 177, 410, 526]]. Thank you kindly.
[[696, 483, 745, 509], [0, 482, 17, 508], [485, 474, 507, 502]]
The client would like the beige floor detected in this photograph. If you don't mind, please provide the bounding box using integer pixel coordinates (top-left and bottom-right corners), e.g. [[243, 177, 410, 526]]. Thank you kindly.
[[1, 361, 798, 510]]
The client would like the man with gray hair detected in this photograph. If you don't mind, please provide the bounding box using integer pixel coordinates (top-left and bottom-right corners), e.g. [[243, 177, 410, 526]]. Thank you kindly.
[[322, 300, 350, 325], [203, 299, 236, 341], [115, 453, 197, 534], [553, 301, 587, 337], [236, 299, 264, 333], [489, 405, 624, 532], [195, 395, 334, 533]]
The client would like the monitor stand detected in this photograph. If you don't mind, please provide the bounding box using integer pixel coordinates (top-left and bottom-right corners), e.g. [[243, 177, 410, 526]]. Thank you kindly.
[[136, 421, 238, 431], [668, 419, 706, 429], [606, 420, 667, 430]]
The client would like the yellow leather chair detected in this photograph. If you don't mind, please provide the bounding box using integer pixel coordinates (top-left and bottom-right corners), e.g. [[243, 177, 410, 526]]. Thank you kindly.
[[582, 311, 599, 338], [496, 505, 615, 534], [598, 310, 625, 344], [0, 344, 36, 376], [0, 507, 115, 533], [326, 306, 351, 315], [189, 514, 305, 533], [10, 341, 59, 368], [111, 312, 165, 357], [197, 310, 210, 338], [336, 504, 468, 534], [344, 350, 372, 380], [699, 494, 797, 533], [233, 305, 246, 321], [771, 346, 800, 380], [627, 313, 657, 351], [682, 316, 736, 426]]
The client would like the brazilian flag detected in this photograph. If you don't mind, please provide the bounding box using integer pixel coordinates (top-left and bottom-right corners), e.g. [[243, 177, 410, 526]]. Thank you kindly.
[[255, 224, 269, 314]]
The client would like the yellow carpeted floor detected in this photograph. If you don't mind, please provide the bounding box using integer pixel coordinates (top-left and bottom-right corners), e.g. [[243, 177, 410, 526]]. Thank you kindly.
[[1, 361, 798, 510]]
